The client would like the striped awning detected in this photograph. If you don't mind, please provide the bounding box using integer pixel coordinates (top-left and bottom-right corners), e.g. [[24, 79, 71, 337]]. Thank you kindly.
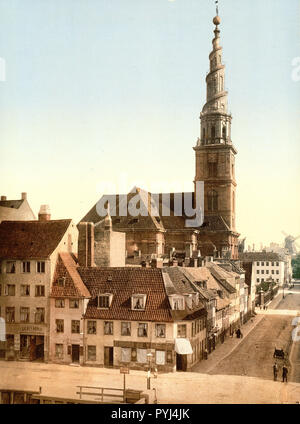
[[175, 338, 193, 355]]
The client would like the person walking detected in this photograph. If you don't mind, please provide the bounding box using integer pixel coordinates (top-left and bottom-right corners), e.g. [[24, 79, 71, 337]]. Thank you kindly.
[[273, 363, 278, 381], [282, 365, 288, 383]]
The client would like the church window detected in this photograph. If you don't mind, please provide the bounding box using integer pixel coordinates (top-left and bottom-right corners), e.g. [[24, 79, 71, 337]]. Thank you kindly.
[[222, 125, 226, 139], [211, 126, 216, 140], [220, 76, 224, 91], [202, 128, 206, 141], [207, 190, 218, 211], [208, 162, 217, 177]]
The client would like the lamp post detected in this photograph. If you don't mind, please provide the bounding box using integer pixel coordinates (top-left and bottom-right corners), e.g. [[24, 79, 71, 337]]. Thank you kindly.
[[146, 352, 153, 390]]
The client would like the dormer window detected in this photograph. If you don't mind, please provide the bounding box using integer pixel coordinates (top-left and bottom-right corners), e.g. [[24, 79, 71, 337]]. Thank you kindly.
[[57, 277, 66, 287], [97, 293, 113, 309], [131, 294, 146, 311], [184, 294, 193, 309], [169, 295, 185, 311]]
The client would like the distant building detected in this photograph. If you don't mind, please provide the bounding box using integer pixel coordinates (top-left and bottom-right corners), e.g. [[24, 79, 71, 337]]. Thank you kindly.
[[239, 252, 285, 287], [0, 193, 36, 223]]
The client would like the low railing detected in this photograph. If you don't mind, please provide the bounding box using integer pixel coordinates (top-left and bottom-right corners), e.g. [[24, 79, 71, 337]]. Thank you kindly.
[[76, 385, 125, 403]]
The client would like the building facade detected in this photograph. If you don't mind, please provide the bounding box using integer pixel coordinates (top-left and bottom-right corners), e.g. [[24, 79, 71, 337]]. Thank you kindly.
[[0, 214, 78, 362]]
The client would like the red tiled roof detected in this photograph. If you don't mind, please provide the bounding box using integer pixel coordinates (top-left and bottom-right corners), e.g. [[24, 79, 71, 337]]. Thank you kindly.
[[77, 267, 173, 322], [0, 220, 72, 259], [51, 253, 91, 298]]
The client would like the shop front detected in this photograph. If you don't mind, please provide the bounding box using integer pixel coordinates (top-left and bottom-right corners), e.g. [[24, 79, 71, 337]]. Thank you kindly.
[[4, 324, 47, 362]]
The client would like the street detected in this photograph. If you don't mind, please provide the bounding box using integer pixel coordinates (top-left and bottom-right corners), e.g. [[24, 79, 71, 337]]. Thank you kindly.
[[204, 283, 300, 383]]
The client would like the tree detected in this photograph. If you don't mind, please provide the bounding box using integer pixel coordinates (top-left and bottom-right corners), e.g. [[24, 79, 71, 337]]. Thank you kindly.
[[292, 254, 300, 278]]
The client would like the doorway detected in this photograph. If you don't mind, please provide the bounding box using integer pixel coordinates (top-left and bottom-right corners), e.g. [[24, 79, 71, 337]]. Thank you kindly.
[[20, 335, 44, 361], [71, 344, 80, 363], [104, 346, 113, 367], [176, 353, 187, 371]]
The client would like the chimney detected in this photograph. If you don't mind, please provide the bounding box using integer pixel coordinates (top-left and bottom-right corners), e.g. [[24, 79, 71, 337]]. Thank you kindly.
[[38, 205, 51, 221], [172, 259, 178, 267], [78, 222, 95, 267], [151, 258, 163, 268], [1, 196, 7, 201], [21, 192, 27, 200]]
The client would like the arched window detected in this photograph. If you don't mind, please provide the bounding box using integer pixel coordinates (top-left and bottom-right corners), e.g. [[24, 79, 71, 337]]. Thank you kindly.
[[232, 191, 235, 211], [208, 190, 218, 211], [211, 126, 216, 140], [220, 76, 223, 91], [222, 125, 226, 139]]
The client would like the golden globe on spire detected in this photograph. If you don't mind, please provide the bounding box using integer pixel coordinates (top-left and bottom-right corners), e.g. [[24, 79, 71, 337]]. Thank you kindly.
[[213, 15, 221, 26]]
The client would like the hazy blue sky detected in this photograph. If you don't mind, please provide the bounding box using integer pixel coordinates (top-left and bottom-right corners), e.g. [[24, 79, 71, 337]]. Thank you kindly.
[[0, 0, 299, 248]]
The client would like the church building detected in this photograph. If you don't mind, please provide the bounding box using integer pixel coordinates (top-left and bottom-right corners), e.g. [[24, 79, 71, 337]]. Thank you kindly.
[[81, 12, 240, 262]]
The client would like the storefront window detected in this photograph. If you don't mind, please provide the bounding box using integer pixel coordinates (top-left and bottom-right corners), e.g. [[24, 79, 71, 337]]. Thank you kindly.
[[155, 350, 166, 365], [137, 348, 147, 363], [121, 347, 131, 362]]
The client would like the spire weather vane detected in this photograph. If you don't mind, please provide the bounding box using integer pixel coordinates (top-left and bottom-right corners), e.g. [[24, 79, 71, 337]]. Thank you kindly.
[[215, 0, 219, 15]]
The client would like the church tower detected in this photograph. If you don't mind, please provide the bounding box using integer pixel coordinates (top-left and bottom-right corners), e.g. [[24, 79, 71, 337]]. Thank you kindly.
[[194, 12, 239, 259]]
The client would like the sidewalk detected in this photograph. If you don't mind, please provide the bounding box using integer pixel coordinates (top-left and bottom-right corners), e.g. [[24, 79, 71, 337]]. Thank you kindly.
[[192, 291, 284, 374]]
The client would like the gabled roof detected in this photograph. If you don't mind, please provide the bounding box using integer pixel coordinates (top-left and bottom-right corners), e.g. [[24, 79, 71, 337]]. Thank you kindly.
[[78, 267, 173, 322], [199, 215, 230, 232], [239, 252, 284, 262], [0, 220, 72, 259], [162, 267, 206, 319], [51, 253, 91, 298], [0, 199, 23, 209], [205, 263, 237, 294]]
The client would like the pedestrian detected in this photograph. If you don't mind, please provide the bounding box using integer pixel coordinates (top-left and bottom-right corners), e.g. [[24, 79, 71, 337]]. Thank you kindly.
[[282, 365, 288, 383], [273, 363, 278, 381]]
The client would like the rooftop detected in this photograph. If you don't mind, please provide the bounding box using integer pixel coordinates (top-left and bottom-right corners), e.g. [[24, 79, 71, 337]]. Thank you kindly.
[[0, 219, 72, 259]]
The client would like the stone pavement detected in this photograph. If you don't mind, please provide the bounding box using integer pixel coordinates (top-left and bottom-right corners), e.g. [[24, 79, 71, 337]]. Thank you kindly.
[[1, 360, 300, 404], [192, 291, 284, 374]]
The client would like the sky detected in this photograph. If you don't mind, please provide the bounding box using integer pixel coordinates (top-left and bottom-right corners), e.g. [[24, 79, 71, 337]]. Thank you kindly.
[[0, 0, 299, 249]]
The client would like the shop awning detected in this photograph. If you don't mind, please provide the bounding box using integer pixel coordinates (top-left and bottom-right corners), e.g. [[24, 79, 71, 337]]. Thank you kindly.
[[175, 338, 193, 355]]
